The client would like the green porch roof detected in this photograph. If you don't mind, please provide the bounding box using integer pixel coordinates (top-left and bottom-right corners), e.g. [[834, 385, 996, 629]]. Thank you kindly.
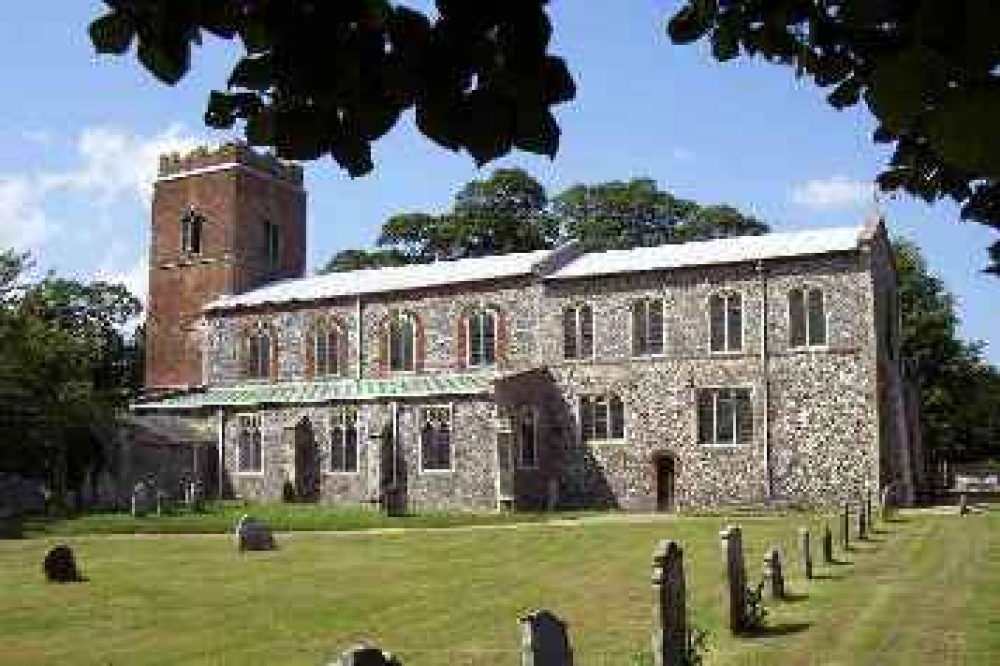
[[133, 372, 499, 411]]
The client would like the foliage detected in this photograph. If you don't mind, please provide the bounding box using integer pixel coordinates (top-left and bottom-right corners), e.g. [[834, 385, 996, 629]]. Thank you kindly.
[[322, 170, 768, 271], [894, 239, 1000, 460], [89, 0, 574, 176], [667, 0, 1000, 273], [0, 252, 143, 500]]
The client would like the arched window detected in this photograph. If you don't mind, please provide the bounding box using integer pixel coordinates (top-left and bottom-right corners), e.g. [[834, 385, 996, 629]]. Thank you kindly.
[[329, 407, 358, 473], [563, 304, 594, 360], [631, 298, 664, 356], [580, 395, 625, 442], [789, 287, 827, 348], [243, 324, 274, 379], [237, 415, 262, 472], [466, 310, 497, 367], [709, 292, 743, 353], [180, 210, 203, 255], [387, 313, 416, 372], [311, 320, 345, 377], [420, 406, 452, 471]]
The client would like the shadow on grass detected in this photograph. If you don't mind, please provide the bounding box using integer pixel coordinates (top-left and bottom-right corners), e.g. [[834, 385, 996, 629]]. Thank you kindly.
[[827, 557, 853, 566], [811, 572, 845, 581], [779, 592, 809, 604], [741, 622, 812, 639]]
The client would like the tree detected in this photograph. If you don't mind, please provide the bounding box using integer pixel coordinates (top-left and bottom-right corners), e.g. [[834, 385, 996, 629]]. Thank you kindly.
[[88, 1, 1000, 271], [554, 178, 768, 250], [666, 1, 1000, 273], [894, 239, 1000, 461], [323, 170, 767, 270], [0, 255, 143, 502]]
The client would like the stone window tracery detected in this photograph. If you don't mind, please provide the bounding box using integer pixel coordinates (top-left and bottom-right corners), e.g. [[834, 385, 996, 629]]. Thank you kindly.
[[631, 298, 665, 356], [789, 287, 827, 348], [709, 292, 743, 353], [697, 388, 753, 446], [237, 415, 262, 472], [563, 304, 594, 360], [243, 323, 276, 379], [580, 395, 625, 442], [329, 407, 358, 473], [420, 406, 452, 471], [311, 319, 346, 377]]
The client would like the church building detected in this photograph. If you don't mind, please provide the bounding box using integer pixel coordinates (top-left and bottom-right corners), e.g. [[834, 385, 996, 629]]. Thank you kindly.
[[135, 143, 924, 512]]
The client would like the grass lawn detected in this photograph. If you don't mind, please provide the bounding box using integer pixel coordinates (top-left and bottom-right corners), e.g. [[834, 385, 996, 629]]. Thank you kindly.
[[1, 506, 998, 665], [10, 502, 577, 537]]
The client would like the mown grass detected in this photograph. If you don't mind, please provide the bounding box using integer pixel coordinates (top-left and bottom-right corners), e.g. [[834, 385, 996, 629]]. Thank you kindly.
[[1, 506, 998, 665], [9, 501, 579, 537]]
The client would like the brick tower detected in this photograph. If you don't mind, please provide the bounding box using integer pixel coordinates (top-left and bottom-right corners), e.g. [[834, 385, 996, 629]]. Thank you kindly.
[[146, 143, 306, 391]]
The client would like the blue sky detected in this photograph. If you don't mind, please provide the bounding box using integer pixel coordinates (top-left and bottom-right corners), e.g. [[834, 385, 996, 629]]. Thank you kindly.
[[1, 1, 996, 362]]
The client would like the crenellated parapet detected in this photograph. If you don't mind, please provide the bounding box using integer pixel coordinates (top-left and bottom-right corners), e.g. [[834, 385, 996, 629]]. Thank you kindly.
[[157, 141, 303, 186]]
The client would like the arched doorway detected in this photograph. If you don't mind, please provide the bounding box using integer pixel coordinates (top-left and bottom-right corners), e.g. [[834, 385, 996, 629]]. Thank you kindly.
[[653, 452, 676, 512], [292, 418, 320, 502]]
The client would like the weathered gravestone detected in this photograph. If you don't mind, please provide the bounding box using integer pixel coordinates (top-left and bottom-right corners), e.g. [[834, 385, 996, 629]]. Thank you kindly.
[[855, 501, 867, 540], [652, 540, 686, 666], [43, 545, 84, 583], [822, 525, 834, 564], [720, 525, 748, 633], [763, 547, 786, 601], [880, 484, 894, 522], [798, 528, 813, 580], [841, 503, 850, 551], [155, 489, 169, 516], [185, 481, 204, 511], [236, 514, 276, 552], [331, 644, 401, 666], [130, 481, 152, 517], [959, 493, 970, 516], [520, 609, 574, 666]]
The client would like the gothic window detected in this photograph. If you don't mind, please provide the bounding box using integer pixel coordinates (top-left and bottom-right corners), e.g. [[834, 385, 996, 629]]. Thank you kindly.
[[580, 395, 625, 442], [631, 298, 665, 356], [180, 210, 204, 255], [420, 406, 452, 471], [237, 415, 262, 472], [789, 287, 827, 348], [312, 320, 345, 377], [563, 304, 594, 360], [517, 407, 538, 469], [709, 292, 743, 353], [244, 325, 274, 379], [329, 407, 358, 473], [264, 220, 281, 270], [466, 310, 497, 367], [387, 313, 417, 372], [697, 388, 753, 446]]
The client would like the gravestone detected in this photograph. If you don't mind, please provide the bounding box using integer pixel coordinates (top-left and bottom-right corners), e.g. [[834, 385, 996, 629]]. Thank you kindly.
[[720, 525, 748, 633], [130, 481, 152, 517], [959, 493, 970, 516], [880, 485, 894, 522], [652, 540, 686, 666], [799, 528, 813, 580], [841, 503, 850, 551], [236, 514, 276, 552], [185, 481, 205, 511], [855, 502, 866, 540], [763, 547, 785, 601], [43, 545, 84, 583], [331, 644, 401, 666], [520, 610, 574, 666], [822, 525, 834, 564], [155, 489, 169, 516]]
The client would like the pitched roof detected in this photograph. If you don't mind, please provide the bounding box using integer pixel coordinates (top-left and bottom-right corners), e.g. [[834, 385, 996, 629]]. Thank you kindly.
[[205, 249, 554, 312], [132, 372, 501, 410], [545, 225, 867, 281]]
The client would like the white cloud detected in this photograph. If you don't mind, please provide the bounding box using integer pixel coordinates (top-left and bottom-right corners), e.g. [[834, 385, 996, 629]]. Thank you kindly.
[[790, 176, 874, 211], [0, 176, 53, 251], [40, 124, 204, 206]]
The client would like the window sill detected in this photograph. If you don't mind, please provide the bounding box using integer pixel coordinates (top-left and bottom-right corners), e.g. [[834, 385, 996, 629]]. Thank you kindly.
[[420, 468, 455, 475], [583, 438, 626, 446], [787, 344, 830, 353], [707, 349, 745, 357], [700, 442, 753, 450], [235, 470, 264, 476]]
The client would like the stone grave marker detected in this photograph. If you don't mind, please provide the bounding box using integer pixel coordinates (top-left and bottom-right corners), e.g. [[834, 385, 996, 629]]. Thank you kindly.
[[880, 484, 894, 522], [763, 547, 786, 601], [822, 525, 834, 564], [236, 514, 276, 552], [841, 503, 850, 551], [652, 540, 686, 666], [43, 545, 84, 583], [331, 644, 401, 666], [130, 481, 152, 517], [799, 528, 813, 580], [520, 609, 574, 666], [959, 493, 970, 516], [720, 525, 748, 633]]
